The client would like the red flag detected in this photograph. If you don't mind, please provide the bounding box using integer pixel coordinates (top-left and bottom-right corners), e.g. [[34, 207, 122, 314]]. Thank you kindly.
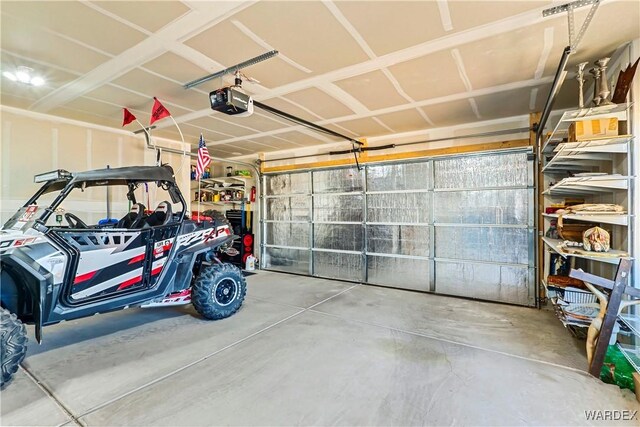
[[150, 97, 171, 125], [122, 108, 137, 127]]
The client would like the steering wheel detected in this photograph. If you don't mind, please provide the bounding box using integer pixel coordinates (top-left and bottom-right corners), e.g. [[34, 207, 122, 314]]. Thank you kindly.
[[65, 213, 89, 229]]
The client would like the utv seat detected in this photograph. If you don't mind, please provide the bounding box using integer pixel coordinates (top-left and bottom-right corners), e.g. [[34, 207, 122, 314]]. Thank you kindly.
[[144, 201, 172, 227], [117, 203, 146, 229]]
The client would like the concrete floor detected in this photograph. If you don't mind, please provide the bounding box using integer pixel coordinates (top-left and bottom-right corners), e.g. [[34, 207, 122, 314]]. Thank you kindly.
[[1, 270, 638, 426]]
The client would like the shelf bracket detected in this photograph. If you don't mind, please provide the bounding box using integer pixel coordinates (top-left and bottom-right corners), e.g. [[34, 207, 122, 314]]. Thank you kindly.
[[543, 0, 600, 53]]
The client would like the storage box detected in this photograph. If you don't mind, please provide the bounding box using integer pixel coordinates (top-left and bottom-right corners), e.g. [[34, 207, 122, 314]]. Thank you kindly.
[[568, 118, 619, 141]]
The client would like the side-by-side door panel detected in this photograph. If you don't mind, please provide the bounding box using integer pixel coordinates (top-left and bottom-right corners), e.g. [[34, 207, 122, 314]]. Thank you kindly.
[[55, 230, 153, 302], [146, 224, 181, 288]]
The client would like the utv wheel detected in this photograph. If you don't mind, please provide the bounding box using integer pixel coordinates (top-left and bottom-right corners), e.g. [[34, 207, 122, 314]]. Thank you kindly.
[[0, 307, 28, 390], [192, 263, 246, 320]]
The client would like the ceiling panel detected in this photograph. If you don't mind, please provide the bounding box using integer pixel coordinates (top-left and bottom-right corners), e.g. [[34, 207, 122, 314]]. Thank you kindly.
[[284, 87, 354, 119], [230, 140, 277, 154], [90, 1, 190, 33], [165, 90, 211, 112], [421, 99, 477, 128], [111, 68, 193, 111], [277, 130, 327, 146], [221, 112, 289, 133], [184, 20, 311, 88], [259, 97, 320, 122], [181, 126, 232, 145], [85, 84, 149, 109], [0, 92, 38, 109], [335, 1, 446, 56], [182, 117, 234, 139], [61, 97, 122, 118], [335, 70, 408, 110], [388, 49, 467, 101], [212, 143, 259, 157], [1, 1, 146, 55], [474, 87, 533, 121], [376, 109, 430, 133], [47, 106, 121, 128], [0, 13, 110, 74], [142, 52, 211, 85], [337, 117, 392, 137], [186, 115, 256, 137], [249, 135, 304, 151], [456, 26, 545, 90], [233, 1, 369, 74], [448, 1, 550, 32]]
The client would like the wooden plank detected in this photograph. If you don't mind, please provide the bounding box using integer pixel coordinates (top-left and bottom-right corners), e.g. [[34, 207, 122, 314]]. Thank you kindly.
[[588, 259, 632, 377], [262, 139, 530, 173], [569, 268, 615, 289]]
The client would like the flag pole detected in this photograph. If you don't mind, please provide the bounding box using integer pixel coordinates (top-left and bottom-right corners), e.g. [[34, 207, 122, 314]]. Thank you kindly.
[[168, 116, 187, 175], [197, 177, 201, 223], [132, 118, 158, 166]]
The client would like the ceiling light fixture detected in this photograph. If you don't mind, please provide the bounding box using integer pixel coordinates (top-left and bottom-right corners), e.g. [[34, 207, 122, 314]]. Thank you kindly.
[[3, 66, 45, 86]]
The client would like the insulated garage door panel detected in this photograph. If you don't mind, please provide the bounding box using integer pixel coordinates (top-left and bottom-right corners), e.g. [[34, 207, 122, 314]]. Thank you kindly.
[[367, 255, 430, 291], [433, 189, 530, 225], [314, 224, 363, 252], [264, 247, 310, 275], [265, 196, 310, 221], [435, 226, 530, 265], [367, 225, 430, 257], [435, 260, 530, 306], [434, 152, 529, 189], [313, 251, 362, 281], [265, 222, 310, 248], [366, 162, 431, 191], [265, 173, 310, 195], [367, 192, 431, 224], [313, 194, 363, 222]]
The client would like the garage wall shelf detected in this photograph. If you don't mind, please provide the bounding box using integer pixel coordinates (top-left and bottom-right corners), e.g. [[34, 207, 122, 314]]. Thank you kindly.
[[542, 136, 632, 173], [542, 102, 632, 153], [541, 175, 630, 195]]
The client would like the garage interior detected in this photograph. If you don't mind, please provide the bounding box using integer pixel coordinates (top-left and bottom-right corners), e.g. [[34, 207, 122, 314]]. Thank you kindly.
[[1, 0, 639, 425]]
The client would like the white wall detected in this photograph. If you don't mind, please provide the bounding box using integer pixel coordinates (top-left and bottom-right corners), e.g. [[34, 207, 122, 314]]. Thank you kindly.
[[0, 106, 191, 224]]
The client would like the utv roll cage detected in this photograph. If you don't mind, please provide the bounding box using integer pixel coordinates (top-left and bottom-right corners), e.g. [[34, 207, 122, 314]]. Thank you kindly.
[[22, 165, 186, 231]]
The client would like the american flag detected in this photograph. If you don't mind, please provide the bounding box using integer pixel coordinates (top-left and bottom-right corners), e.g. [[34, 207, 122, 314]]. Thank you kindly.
[[196, 134, 211, 180]]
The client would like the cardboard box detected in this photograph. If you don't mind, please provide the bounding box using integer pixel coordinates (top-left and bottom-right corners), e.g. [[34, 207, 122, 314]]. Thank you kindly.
[[568, 118, 619, 141]]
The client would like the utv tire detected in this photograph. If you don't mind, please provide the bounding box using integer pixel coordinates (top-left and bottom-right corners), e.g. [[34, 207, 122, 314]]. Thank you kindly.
[[192, 263, 246, 320], [0, 307, 27, 390]]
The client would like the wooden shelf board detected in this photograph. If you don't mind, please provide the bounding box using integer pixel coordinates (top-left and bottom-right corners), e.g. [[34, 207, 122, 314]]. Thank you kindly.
[[541, 237, 631, 265], [542, 212, 628, 226]]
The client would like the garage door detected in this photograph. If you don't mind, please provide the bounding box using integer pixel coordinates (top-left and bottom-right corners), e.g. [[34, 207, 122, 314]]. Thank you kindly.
[[262, 149, 535, 306]]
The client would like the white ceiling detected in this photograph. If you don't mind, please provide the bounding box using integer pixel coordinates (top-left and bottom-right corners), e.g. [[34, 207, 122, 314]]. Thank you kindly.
[[1, 0, 639, 158]]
